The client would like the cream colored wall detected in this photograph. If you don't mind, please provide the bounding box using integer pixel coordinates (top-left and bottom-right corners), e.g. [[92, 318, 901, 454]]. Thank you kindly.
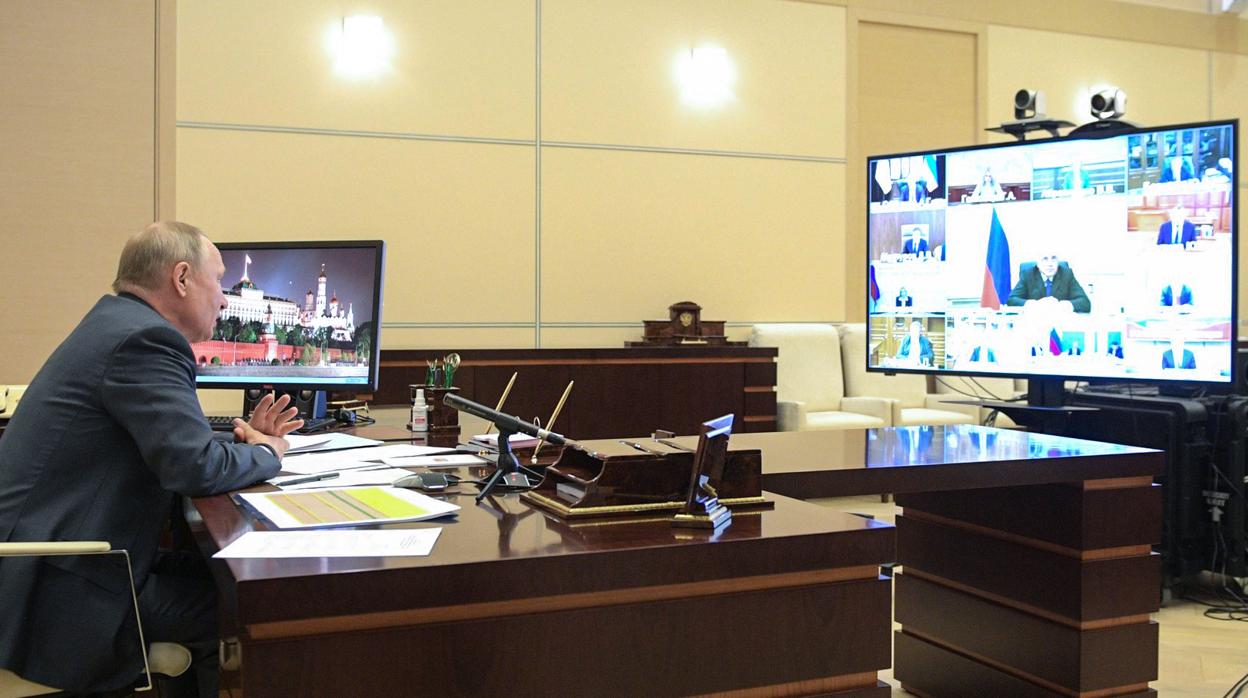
[[0, 1, 172, 384], [177, 0, 848, 355], [176, 0, 1246, 357]]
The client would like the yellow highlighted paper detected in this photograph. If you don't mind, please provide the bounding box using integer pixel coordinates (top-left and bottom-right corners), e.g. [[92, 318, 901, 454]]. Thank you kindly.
[[238, 486, 459, 530]]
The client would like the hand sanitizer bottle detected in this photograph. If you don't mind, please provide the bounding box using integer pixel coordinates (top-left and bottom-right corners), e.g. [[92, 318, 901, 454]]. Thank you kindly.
[[411, 389, 429, 433]]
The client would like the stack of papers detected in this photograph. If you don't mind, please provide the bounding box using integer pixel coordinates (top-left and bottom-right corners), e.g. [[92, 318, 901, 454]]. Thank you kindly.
[[281, 444, 460, 475], [285, 433, 383, 454]]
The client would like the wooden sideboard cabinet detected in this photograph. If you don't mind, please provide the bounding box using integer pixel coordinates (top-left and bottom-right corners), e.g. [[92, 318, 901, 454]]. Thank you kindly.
[[376, 347, 778, 439]]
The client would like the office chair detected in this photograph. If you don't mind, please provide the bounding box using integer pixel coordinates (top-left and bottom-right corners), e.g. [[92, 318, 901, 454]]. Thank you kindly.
[[0, 542, 192, 697]]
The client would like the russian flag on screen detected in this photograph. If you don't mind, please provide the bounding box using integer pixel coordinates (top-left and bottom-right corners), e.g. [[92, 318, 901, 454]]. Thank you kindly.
[[1049, 328, 1063, 356], [980, 208, 1011, 309], [868, 264, 881, 312]]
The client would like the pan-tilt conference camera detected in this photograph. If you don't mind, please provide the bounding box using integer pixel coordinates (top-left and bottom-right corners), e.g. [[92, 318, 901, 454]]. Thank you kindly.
[[1089, 88, 1126, 120]]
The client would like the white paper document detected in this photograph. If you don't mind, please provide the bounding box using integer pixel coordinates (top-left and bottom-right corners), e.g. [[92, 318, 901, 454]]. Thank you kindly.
[[381, 453, 487, 468], [283, 434, 333, 453], [268, 467, 413, 490], [281, 444, 458, 474], [213, 528, 442, 558], [284, 432, 383, 455]]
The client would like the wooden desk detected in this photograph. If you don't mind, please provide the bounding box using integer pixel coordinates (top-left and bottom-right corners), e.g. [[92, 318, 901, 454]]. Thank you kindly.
[[636, 427, 1164, 698], [376, 347, 778, 438], [192, 459, 894, 696]]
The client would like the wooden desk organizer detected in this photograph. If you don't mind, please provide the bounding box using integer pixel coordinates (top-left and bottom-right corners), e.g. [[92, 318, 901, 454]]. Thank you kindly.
[[522, 446, 771, 519]]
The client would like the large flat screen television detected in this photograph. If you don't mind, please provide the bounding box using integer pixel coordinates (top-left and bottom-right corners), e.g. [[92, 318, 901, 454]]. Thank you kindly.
[[866, 119, 1237, 388], [191, 240, 385, 394]]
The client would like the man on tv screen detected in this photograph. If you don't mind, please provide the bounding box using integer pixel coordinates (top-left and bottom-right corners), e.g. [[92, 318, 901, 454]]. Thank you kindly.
[[1006, 253, 1091, 313], [1156, 205, 1197, 246]]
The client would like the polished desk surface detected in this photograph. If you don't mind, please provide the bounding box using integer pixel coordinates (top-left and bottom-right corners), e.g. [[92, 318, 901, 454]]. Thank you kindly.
[[194, 454, 893, 629], [591, 425, 1162, 498]]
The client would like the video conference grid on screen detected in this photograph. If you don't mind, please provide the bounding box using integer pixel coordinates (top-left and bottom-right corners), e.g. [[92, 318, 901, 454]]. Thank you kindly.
[[867, 121, 1236, 383], [192, 244, 382, 387]]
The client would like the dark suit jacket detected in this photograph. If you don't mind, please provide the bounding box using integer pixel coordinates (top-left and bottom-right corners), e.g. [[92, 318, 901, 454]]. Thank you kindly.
[[1158, 158, 1195, 183], [1162, 348, 1196, 369], [902, 239, 929, 254], [1156, 220, 1197, 246], [898, 335, 934, 365], [0, 294, 281, 692], [1160, 284, 1193, 306], [895, 295, 913, 307], [1006, 263, 1091, 313]]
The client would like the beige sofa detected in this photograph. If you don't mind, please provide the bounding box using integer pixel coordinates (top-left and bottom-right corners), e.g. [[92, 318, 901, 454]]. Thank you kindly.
[[748, 324, 892, 430], [838, 323, 977, 427]]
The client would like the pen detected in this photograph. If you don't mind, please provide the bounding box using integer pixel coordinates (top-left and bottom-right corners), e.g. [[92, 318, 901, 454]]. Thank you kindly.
[[618, 439, 664, 455], [280, 472, 340, 486]]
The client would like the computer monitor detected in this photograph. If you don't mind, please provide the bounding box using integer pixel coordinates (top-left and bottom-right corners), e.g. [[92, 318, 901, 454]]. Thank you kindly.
[[866, 120, 1237, 395], [191, 240, 385, 416]]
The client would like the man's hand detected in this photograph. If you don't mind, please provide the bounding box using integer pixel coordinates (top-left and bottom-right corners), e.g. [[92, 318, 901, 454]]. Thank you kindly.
[[242, 392, 304, 437], [231, 392, 304, 459]]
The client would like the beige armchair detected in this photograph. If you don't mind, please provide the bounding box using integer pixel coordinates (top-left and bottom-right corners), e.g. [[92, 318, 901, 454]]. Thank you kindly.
[[0, 542, 191, 697], [0, 385, 27, 417], [839, 323, 976, 427], [749, 324, 892, 430]]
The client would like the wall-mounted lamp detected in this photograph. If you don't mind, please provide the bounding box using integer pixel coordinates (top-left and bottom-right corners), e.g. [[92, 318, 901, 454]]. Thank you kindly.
[[328, 15, 394, 79], [674, 46, 736, 108]]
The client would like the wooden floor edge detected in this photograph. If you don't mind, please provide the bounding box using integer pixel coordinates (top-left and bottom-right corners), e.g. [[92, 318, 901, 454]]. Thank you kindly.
[[247, 565, 883, 640]]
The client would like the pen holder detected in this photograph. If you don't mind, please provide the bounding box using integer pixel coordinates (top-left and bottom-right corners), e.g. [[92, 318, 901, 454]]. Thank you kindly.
[[409, 385, 460, 435]]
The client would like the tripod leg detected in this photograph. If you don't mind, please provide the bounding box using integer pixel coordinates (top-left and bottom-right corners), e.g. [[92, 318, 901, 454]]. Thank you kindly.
[[475, 467, 507, 502]]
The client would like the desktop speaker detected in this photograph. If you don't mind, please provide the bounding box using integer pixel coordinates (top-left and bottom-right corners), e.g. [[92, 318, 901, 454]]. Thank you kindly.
[[242, 389, 327, 419]]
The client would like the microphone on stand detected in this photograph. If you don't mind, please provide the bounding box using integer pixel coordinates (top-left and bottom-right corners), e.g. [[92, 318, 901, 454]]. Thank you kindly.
[[444, 393, 578, 448]]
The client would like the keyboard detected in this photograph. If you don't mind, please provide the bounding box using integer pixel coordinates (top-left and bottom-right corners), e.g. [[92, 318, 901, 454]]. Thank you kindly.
[[206, 415, 339, 434], [206, 415, 244, 431]]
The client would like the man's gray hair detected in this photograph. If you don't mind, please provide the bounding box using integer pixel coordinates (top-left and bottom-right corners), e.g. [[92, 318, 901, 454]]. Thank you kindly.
[[112, 221, 208, 294]]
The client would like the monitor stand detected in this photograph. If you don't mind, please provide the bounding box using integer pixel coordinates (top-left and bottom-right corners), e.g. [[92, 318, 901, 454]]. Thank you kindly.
[[1027, 378, 1066, 407], [242, 388, 328, 421]]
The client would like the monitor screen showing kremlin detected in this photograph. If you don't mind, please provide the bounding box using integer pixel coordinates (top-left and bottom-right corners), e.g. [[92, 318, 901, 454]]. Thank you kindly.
[[191, 240, 385, 390], [866, 119, 1237, 384]]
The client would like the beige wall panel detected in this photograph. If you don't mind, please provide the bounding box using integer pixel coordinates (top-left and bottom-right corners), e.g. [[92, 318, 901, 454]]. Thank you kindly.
[[985, 25, 1208, 137], [178, 0, 535, 140], [0, 1, 158, 383], [540, 148, 844, 323], [541, 0, 846, 156], [381, 327, 536, 349], [848, 21, 978, 323], [176, 129, 535, 329], [857, 23, 978, 154]]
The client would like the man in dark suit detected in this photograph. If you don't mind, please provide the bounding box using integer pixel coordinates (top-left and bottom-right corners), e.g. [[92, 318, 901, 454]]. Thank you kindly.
[[1158, 156, 1195, 183], [1156, 205, 1197, 246], [1005, 254, 1091, 313], [0, 222, 303, 697], [895, 287, 914, 307], [1162, 339, 1197, 369], [902, 237, 929, 255]]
